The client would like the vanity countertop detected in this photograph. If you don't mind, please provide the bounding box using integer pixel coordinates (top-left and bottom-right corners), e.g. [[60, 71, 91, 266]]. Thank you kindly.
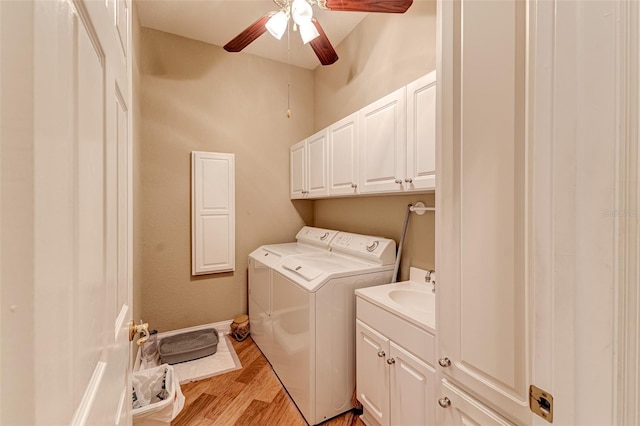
[[356, 267, 436, 334]]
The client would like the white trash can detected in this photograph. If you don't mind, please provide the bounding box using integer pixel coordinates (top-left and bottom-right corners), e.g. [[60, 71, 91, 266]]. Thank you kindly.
[[132, 364, 185, 426]]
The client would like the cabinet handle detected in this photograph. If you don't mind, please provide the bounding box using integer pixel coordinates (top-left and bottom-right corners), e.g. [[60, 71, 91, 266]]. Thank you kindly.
[[404, 178, 413, 183], [438, 397, 451, 408], [438, 357, 451, 367], [351, 183, 358, 189], [394, 179, 403, 184], [386, 358, 395, 365], [377, 351, 385, 358]]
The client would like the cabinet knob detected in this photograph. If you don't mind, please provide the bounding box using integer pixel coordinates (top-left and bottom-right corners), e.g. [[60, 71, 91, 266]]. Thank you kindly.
[[438, 357, 451, 367], [438, 397, 451, 408], [386, 358, 395, 365], [351, 183, 358, 189], [394, 179, 403, 184], [404, 178, 413, 183], [377, 350, 385, 358]]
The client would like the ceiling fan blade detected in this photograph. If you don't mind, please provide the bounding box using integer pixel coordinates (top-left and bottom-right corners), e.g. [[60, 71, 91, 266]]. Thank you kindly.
[[224, 14, 271, 52], [324, 0, 413, 13], [309, 18, 338, 66]]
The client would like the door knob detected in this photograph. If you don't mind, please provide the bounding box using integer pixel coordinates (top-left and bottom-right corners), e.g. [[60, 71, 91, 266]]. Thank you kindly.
[[377, 351, 385, 357], [129, 321, 150, 346], [394, 179, 403, 184], [438, 397, 451, 408], [386, 358, 395, 365], [351, 183, 358, 188], [438, 357, 451, 367], [404, 178, 413, 183]]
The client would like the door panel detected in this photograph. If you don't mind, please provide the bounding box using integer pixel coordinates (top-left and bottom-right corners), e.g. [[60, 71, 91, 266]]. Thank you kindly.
[[358, 88, 406, 193], [355, 320, 390, 426], [28, 0, 132, 423], [389, 342, 435, 426], [437, 0, 530, 422]]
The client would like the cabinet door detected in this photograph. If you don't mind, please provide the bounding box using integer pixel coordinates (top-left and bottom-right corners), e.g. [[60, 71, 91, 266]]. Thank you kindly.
[[438, 380, 515, 426], [406, 71, 436, 191], [307, 129, 328, 198], [290, 140, 307, 199], [359, 87, 406, 194], [389, 342, 436, 426], [437, 0, 530, 423], [356, 320, 390, 426], [328, 113, 359, 195]]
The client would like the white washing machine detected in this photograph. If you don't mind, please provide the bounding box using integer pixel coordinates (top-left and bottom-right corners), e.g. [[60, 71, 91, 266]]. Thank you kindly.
[[248, 227, 339, 362], [269, 232, 396, 425]]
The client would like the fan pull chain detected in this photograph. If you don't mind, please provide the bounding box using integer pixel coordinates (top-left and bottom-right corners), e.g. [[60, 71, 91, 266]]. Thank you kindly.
[[287, 19, 291, 118]]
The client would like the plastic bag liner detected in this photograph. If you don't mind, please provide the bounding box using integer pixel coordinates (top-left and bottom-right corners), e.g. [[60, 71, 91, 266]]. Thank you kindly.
[[132, 364, 185, 426]]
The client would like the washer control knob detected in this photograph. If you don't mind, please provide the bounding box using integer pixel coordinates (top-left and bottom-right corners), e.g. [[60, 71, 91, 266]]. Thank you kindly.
[[366, 241, 379, 252]]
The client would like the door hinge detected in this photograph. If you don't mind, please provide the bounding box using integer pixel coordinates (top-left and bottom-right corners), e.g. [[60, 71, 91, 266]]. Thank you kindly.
[[529, 385, 553, 423]]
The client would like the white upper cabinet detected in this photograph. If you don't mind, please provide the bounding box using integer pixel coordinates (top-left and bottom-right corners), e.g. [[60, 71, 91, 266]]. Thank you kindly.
[[328, 112, 359, 196], [437, 0, 530, 424], [290, 140, 307, 199], [406, 71, 437, 191], [358, 87, 407, 194], [290, 72, 436, 199], [306, 129, 329, 198], [289, 129, 329, 199]]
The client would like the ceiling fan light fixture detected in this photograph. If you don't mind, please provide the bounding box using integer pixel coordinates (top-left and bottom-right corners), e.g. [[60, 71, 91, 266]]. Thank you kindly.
[[299, 20, 320, 44], [265, 11, 288, 40], [291, 0, 313, 25]]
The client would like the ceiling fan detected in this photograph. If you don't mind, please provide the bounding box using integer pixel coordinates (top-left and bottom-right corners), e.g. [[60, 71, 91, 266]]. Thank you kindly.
[[223, 0, 414, 66]]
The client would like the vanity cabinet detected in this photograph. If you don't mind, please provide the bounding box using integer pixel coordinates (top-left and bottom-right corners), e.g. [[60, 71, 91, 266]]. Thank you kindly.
[[289, 129, 328, 199], [356, 297, 436, 426]]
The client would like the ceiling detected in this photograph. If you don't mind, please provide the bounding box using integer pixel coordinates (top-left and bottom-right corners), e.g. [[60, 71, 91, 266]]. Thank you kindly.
[[136, 0, 369, 70]]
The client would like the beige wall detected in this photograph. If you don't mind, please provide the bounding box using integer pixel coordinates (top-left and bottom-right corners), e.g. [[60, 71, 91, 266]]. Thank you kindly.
[[140, 28, 314, 332], [313, 0, 437, 130], [312, 0, 437, 280]]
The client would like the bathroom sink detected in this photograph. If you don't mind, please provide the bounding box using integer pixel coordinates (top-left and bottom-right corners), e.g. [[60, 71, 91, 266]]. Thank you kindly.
[[388, 289, 430, 312], [355, 267, 437, 332]]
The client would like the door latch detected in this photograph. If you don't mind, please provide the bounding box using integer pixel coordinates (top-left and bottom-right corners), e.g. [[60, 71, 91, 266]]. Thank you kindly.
[[529, 385, 553, 423]]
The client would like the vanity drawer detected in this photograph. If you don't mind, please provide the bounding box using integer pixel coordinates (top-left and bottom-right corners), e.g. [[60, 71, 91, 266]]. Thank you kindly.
[[357, 297, 435, 366]]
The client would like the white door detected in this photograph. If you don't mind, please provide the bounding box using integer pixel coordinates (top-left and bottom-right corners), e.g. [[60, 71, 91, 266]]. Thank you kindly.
[[358, 88, 406, 194], [307, 129, 329, 198], [389, 342, 436, 426], [406, 71, 436, 191], [1, 0, 133, 423], [355, 320, 390, 426], [436, 0, 530, 423], [290, 140, 307, 198], [439, 380, 515, 426], [328, 113, 359, 195]]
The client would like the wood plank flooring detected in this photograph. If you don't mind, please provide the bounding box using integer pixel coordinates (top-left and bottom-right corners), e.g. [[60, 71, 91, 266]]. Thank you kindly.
[[171, 336, 366, 426]]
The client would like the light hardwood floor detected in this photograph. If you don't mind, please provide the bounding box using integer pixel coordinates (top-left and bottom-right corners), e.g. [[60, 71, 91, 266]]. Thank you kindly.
[[171, 336, 366, 426]]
